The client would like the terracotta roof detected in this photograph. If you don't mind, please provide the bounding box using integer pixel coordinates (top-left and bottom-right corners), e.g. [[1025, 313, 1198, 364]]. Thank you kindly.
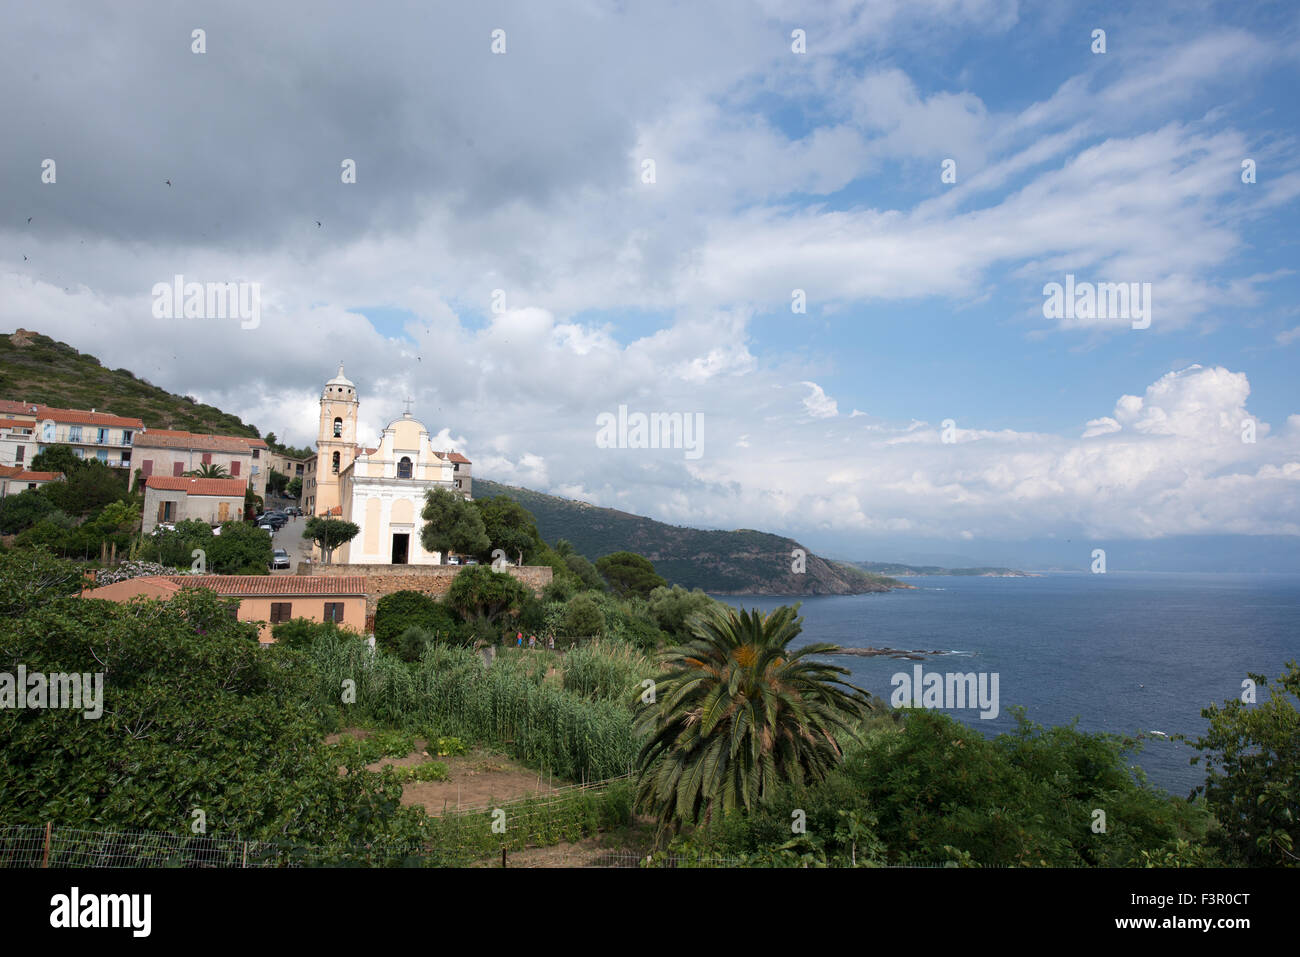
[[135, 430, 258, 453], [6, 470, 63, 482], [0, 464, 22, 478], [82, 577, 185, 601], [0, 416, 35, 427], [444, 452, 471, 464], [4, 403, 145, 429], [145, 475, 248, 496], [324, 505, 343, 516], [163, 575, 366, 596]]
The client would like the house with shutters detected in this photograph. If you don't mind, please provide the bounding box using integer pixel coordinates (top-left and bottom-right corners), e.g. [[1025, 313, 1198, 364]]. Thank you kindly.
[[133, 429, 269, 499], [80, 574, 367, 643], [141, 475, 248, 532], [0, 400, 143, 471]]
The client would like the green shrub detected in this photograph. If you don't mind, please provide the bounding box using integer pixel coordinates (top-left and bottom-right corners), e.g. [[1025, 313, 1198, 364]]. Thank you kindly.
[[374, 590, 465, 654]]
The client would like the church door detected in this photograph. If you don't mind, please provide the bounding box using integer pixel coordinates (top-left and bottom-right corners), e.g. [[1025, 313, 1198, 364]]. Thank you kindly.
[[391, 533, 409, 565]]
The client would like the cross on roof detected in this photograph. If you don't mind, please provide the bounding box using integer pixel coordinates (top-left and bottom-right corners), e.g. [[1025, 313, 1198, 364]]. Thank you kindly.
[[402, 396, 415, 414]]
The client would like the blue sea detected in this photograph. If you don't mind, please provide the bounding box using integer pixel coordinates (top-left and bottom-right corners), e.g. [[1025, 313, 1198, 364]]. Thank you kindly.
[[713, 572, 1300, 797]]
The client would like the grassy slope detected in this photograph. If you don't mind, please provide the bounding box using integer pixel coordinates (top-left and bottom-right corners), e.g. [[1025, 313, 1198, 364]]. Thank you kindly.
[[0, 329, 260, 437]]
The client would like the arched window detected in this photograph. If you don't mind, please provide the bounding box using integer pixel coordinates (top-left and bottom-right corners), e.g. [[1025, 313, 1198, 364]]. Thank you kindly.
[[332, 451, 340, 473], [333, 417, 342, 437], [397, 456, 412, 479]]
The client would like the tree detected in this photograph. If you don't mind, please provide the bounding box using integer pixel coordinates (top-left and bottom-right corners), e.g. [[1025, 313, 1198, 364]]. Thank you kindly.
[[1190, 661, 1300, 867], [188, 463, 230, 479], [302, 516, 360, 564], [0, 547, 85, 617], [635, 604, 872, 833], [0, 489, 58, 534], [596, 551, 667, 599], [444, 564, 530, 625], [266, 467, 289, 496], [472, 496, 542, 564], [207, 521, 274, 574], [420, 487, 489, 560], [648, 585, 721, 642], [41, 460, 128, 517], [286, 477, 303, 500], [560, 593, 605, 641], [28, 445, 84, 477], [373, 590, 466, 654]]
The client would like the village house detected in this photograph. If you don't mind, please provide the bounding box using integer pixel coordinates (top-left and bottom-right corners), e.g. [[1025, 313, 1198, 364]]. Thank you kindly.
[[141, 475, 248, 532], [0, 400, 143, 471], [133, 429, 269, 499], [80, 574, 368, 643], [0, 464, 64, 498]]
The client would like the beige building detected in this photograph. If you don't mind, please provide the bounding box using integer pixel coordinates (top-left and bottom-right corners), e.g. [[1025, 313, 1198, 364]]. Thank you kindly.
[[307, 366, 473, 565], [142, 475, 248, 532], [81, 574, 368, 643], [134, 430, 269, 499], [266, 450, 312, 502], [0, 465, 64, 498], [0, 400, 143, 472]]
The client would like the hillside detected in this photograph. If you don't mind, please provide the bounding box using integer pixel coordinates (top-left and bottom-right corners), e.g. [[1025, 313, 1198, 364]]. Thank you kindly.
[[0, 329, 260, 437], [473, 478, 905, 595]]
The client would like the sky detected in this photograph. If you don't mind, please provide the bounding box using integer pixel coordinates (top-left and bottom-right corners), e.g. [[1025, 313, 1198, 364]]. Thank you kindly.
[[3, 0, 1300, 570]]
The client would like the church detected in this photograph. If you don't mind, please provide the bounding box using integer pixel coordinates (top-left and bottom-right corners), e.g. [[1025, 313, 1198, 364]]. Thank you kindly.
[[304, 365, 472, 565]]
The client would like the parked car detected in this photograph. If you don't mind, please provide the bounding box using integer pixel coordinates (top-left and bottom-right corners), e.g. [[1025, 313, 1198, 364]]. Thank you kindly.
[[255, 513, 287, 529], [283, 506, 302, 517], [270, 548, 291, 570], [445, 555, 461, 565], [258, 523, 275, 534], [463, 558, 479, 565]]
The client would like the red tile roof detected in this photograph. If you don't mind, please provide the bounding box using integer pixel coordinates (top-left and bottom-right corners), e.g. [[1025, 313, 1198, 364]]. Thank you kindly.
[[444, 452, 471, 464], [7, 470, 63, 482], [0, 464, 21, 478], [163, 575, 366, 596], [145, 475, 248, 496], [0, 400, 143, 429], [135, 430, 259, 453]]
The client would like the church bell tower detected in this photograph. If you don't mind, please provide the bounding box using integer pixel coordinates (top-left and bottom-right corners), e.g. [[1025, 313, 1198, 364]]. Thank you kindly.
[[314, 363, 359, 517]]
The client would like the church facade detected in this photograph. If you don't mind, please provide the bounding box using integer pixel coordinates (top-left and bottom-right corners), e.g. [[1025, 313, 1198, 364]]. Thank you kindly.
[[306, 366, 472, 565]]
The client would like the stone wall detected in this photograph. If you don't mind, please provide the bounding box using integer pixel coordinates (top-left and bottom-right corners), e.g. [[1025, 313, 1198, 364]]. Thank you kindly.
[[300, 561, 552, 629]]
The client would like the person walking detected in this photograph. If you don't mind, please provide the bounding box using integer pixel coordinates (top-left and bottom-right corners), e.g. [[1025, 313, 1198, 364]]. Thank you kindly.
[[528, 634, 536, 649], [516, 632, 523, 648], [547, 634, 555, 651]]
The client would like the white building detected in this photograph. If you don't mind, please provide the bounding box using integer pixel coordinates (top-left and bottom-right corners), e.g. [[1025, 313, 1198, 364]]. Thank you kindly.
[[310, 366, 472, 565]]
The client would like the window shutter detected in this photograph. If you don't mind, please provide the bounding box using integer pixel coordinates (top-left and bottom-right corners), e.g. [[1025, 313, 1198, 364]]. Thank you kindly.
[[173, 462, 184, 476], [142, 459, 153, 476], [231, 460, 241, 476], [202, 452, 212, 465], [157, 502, 165, 522]]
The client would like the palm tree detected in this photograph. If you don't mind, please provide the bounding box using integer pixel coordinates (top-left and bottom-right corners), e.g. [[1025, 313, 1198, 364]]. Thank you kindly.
[[634, 603, 873, 833], [187, 463, 229, 479]]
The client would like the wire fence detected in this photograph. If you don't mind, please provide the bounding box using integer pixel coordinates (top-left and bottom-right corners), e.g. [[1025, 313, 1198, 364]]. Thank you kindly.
[[0, 774, 639, 869]]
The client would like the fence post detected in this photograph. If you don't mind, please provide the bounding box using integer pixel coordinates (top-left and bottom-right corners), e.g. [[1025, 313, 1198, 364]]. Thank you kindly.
[[242, 842, 248, 868], [42, 822, 51, 868], [501, 846, 507, 868]]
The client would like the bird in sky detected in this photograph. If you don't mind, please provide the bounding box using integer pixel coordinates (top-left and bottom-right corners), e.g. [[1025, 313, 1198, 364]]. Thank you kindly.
[[26, 217, 32, 224], [165, 179, 172, 187], [315, 221, 322, 228], [23, 255, 28, 261]]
